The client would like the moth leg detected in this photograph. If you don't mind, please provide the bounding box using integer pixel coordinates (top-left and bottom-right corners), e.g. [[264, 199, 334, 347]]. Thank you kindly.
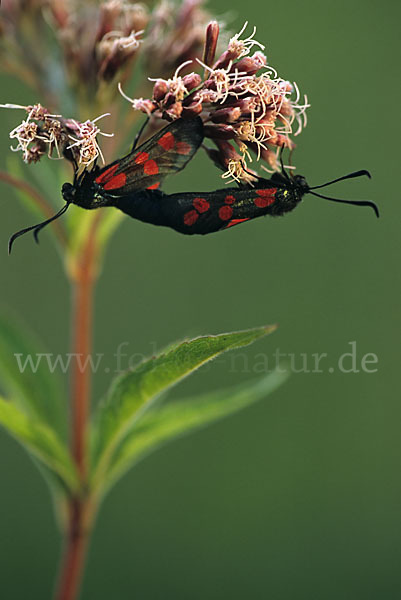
[[131, 116, 150, 152]]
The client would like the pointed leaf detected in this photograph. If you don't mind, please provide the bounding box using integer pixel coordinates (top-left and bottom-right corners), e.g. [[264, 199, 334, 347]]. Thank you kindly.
[[0, 396, 79, 494], [0, 312, 67, 440], [90, 326, 276, 487], [104, 369, 289, 492]]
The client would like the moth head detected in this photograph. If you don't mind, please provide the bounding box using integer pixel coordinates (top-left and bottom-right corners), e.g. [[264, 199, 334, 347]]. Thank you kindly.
[[62, 182, 76, 203], [292, 174, 309, 194]]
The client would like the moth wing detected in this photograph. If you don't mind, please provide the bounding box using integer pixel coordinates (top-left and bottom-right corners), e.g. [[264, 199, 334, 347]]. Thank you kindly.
[[114, 186, 278, 234], [94, 117, 204, 194]]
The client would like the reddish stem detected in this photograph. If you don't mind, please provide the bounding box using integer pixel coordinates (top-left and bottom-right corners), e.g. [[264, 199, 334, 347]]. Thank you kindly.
[[54, 214, 102, 600], [53, 500, 92, 600], [70, 254, 94, 479]]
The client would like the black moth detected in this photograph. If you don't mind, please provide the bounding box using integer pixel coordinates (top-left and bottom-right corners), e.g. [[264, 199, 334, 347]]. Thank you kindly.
[[8, 116, 379, 252]]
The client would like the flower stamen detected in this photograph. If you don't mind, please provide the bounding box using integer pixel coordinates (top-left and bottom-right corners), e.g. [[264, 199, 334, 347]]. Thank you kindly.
[[196, 58, 247, 104], [66, 114, 114, 166], [149, 60, 193, 102], [228, 22, 265, 60]]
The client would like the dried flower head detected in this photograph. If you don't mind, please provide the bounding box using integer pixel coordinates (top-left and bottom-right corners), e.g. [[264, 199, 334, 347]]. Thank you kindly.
[[1, 104, 113, 166], [66, 114, 114, 166]]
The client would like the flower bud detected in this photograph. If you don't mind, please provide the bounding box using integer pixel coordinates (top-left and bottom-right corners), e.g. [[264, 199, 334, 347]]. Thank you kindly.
[[153, 79, 169, 102], [232, 51, 266, 75], [215, 139, 243, 162], [182, 72, 202, 92], [131, 98, 156, 116], [181, 102, 204, 118], [270, 133, 294, 148], [212, 50, 238, 71], [203, 140, 242, 175], [162, 92, 178, 108], [164, 102, 183, 120], [219, 96, 259, 115], [211, 107, 242, 124], [204, 124, 236, 140], [203, 21, 219, 68], [199, 89, 219, 104]]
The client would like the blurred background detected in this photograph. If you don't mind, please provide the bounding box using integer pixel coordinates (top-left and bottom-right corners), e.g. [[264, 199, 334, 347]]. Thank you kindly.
[[0, 0, 400, 598]]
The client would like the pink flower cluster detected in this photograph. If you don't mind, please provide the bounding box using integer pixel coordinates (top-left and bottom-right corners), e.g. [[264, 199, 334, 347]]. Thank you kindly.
[[1, 1, 309, 179], [121, 21, 309, 181]]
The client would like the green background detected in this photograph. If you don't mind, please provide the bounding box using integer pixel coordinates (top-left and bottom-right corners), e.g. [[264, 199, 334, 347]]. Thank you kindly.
[[0, 0, 400, 598]]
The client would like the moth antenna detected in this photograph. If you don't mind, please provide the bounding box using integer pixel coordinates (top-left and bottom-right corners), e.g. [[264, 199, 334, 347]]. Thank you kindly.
[[33, 202, 70, 243], [72, 155, 78, 175], [239, 162, 258, 187], [8, 202, 70, 254], [288, 148, 295, 178], [309, 191, 379, 218], [279, 146, 290, 180], [310, 170, 371, 190]]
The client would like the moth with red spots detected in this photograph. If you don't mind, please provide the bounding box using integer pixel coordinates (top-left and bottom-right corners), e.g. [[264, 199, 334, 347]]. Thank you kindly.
[[8, 116, 378, 252], [8, 117, 204, 252], [61, 117, 203, 212], [112, 167, 378, 236]]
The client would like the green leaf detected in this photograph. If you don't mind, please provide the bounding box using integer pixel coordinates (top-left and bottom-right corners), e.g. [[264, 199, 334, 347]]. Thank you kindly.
[[104, 369, 289, 492], [90, 325, 276, 488], [0, 396, 79, 494], [0, 311, 67, 440]]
